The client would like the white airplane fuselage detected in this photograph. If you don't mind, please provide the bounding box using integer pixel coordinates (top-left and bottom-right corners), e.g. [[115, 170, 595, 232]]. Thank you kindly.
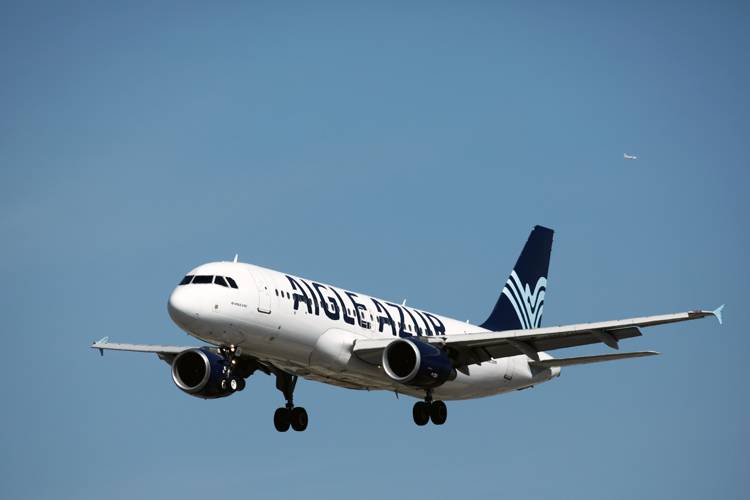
[[167, 261, 559, 401]]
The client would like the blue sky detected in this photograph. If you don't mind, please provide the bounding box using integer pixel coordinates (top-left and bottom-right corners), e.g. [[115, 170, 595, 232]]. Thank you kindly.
[[1, 1, 748, 499]]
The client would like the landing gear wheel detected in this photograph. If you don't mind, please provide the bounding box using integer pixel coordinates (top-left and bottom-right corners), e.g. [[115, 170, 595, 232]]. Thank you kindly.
[[412, 401, 430, 426], [274, 407, 291, 432], [273, 370, 306, 432], [290, 407, 308, 432], [229, 378, 246, 392], [429, 400, 447, 425], [216, 345, 258, 394]]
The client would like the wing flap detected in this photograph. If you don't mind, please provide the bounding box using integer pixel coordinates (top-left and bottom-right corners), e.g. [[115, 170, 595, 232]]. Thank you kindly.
[[524, 326, 642, 351]]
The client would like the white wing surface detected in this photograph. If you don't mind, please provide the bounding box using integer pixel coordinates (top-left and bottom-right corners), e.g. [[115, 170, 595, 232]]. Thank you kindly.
[[91, 340, 193, 354], [353, 307, 722, 367], [90, 339, 200, 364]]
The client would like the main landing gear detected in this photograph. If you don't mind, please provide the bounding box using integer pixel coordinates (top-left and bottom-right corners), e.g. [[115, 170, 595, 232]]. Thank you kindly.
[[412, 391, 447, 426], [219, 345, 246, 392], [273, 370, 308, 432]]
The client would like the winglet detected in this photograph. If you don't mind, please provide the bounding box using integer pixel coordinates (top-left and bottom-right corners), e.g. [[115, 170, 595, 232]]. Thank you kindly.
[[95, 336, 109, 356], [712, 304, 725, 325]]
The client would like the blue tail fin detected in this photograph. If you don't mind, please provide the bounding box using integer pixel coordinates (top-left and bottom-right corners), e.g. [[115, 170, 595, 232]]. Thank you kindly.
[[480, 225, 554, 331]]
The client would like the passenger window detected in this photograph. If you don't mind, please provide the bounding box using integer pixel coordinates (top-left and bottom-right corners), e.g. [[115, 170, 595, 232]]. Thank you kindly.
[[226, 277, 238, 289], [193, 275, 213, 284], [214, 276, 229, 287], [179, 275, 193, 285]]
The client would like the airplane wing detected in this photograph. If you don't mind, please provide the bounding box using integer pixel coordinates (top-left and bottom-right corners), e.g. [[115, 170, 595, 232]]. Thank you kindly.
[[353, 306, 723, 367], [90, 338, 275, 374], [90, 338, 197, 363]]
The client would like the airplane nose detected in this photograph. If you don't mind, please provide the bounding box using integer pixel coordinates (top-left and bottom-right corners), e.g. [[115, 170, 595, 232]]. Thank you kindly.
[[167, 287, 200, 327]]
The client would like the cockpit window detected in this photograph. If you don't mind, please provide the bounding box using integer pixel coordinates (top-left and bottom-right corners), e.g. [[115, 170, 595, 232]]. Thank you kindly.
[[180, 274, 237, 288]]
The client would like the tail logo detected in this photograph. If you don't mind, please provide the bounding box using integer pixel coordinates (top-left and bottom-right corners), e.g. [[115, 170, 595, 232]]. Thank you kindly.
[[501, 270, 546, 329]]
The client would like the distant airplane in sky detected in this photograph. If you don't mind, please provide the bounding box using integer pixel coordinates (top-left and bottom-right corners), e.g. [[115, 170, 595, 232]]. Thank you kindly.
[[92, 226, 723, 432], [624, 153, 638, 160]]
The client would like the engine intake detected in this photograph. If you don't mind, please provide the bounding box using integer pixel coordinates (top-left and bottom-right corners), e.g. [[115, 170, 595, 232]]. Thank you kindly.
[[382, 338, 455, 388], [171, 348, 233, 399]]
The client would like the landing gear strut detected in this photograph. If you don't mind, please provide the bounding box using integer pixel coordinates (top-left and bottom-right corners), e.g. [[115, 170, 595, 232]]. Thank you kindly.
[[219, 345, 247, 392], [273, 370, 308, 432], [412, 391, 447, 426]]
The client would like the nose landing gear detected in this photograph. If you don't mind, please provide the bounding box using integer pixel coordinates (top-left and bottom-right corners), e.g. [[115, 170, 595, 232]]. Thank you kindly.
[[412, 391, 447, 426], [273, 370, 308, 432], [218, 345, 249, 392]]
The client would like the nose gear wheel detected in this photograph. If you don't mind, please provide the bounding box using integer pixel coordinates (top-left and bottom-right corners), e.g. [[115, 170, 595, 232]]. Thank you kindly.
[[218, 345, 248, 393]]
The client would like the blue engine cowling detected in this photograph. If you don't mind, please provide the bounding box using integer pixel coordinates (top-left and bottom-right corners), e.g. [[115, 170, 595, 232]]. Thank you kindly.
[[382, 338, 456, 388], [171, 348, 233, 399]]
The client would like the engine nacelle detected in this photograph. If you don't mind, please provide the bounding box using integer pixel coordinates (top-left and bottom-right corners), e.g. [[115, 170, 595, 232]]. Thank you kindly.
[[171, 348, 233, 399], [382, 338, 456, 388]]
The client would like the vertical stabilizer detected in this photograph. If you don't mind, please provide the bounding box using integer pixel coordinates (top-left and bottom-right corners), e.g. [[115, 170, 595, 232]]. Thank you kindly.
[[480, 226, 554, 331]]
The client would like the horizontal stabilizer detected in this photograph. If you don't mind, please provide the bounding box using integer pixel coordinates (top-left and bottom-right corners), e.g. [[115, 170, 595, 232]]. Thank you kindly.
[[529, 351, 659, 368]]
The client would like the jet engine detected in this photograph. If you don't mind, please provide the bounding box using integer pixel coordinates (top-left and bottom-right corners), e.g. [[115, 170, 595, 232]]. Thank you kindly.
[[171, 348, 241, 399], [382, 338, 456, 388]]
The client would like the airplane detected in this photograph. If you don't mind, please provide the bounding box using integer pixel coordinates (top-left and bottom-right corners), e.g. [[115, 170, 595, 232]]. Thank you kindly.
[[624, 153, 638, 160], [91, 226, 723, 432]]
